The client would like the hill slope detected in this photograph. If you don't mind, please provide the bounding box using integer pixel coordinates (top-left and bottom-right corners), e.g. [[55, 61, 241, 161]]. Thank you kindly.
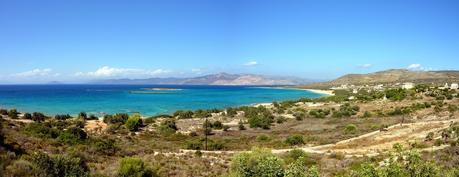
[[302, 69, 459, 88]]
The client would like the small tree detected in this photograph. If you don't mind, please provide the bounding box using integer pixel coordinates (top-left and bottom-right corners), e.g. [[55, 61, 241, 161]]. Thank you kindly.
[[285, 135, 305, 146], [78, 112, 87, 120], [125, 113, 142, 132], [230, 148, 284, 177]]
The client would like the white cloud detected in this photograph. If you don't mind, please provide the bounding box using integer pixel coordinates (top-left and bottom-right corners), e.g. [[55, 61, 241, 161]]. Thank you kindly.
[[13, 68, 58, 77], [407, 64, 422, 70], [357, 64, 372, 68], [75, 66, 171, 78], [243, 61, 258, 66], [191, 68, 205, 74], [406, 64, 434, 71]]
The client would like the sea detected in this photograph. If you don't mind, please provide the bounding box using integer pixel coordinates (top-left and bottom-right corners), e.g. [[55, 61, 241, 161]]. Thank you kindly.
[[0, 85, 325, 116]]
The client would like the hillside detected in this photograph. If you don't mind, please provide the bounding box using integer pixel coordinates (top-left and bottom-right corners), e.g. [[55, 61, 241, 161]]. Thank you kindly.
[[302, 69, 459, 88], [91, 73, 314, 85]]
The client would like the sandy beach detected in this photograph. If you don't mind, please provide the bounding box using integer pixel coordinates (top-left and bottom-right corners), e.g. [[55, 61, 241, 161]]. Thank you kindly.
[[302, 89, 335, 96]]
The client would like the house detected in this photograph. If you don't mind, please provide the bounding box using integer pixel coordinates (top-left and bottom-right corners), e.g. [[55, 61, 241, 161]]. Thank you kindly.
[[402, 82, 414, 89], [451, 83, 459, 90]]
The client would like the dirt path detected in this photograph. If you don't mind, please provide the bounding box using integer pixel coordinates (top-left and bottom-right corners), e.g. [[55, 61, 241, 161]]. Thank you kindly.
[[180, 118, 457, 157]]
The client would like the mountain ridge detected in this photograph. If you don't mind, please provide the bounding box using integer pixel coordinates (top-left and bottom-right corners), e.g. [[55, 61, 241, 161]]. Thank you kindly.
[[90, 73, 316, 85]]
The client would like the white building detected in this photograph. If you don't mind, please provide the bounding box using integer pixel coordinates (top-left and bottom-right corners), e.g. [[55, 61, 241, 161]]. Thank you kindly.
[[451, 83, 459, 89], [402, 82, 414, 89]]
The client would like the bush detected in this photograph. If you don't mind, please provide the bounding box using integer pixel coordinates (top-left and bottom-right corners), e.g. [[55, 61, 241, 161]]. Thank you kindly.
[[223, 125, 230, 131], [78, 112, 87, 119], [230, 148, 284, 177], [238, 121, 246, 130], [213, 121, 223, 129], [285, 135, 305, 146], [8, 109, 19, 119], [22, 113, 32, 119], [0, 108, 7, 115], [143, 117, 155, 125], [294, 112, 305, 120], [32, 152, 89, 177], [57, 127, 88, 145], [158, 119, 178, 134], [104, 113, 129, 124], [55, 114, 72, 120], [344, 124, 357, 134], [256, 134, 271, 142], [32, 112, 46, 122], [117, 157, 156, 177], [125, 113, 142, 132], [226, 108, 237, 117], [173, 110, 194, 119], [93, 138, 118, 155], [25, 123, 60, 139]]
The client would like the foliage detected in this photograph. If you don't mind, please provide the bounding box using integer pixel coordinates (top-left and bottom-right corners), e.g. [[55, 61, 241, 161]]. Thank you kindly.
[[194, 109, 212, 118], [158, 119, 178, 134], [256, 134, 271, 142], [8, 109, 19, 119], [32, 112, 47, 122], [25, 122, 61, 139], [78, 112, 87, 119], [213, 120, 223, 129], [308, 109, 330, 118], [0, 108, 7, 115], [226, 107, 238, 117], [117, 157, 157, 177], [125, 113, 142, 132], [243, 106, 274, 129], [55, 114, 72, 120], [285, 135, 305, 146], [332, 103, 359, 118], [57, 127, 88, 145], [173, 110, 194, 119], [285, 157, 306, 177], [93, 138, 118, 155], [344, 124, 357, 134], [230, 148, 285, 177], [385, 88, 407, 101], [32, 152, 89, 177], [104, 113, 129, 124], [23, 112, 32, 119], [238, 121, 246, 130]]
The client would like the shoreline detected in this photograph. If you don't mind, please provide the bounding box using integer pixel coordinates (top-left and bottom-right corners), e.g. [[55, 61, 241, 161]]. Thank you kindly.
[[301, 88, 335, 96]]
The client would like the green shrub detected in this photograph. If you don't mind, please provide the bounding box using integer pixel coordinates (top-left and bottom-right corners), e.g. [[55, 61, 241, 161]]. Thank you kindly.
[[57, 127, 88, 145], [8, 109, 19, 119], [230, 148, 284, 177], [256, 134, 271, 142], [32, 152, 89, 177], [78, 112, 87, 119], [226, 107, 237, 117], [213, 121, 223, 129], [25, 123, 60, 139], [294, 112, 305, 120], [173, 110, 194, 119], [285, 135, 305, 146], [125, 113, 142, 132], [223, 125, 230, 131], [143, 117, 155, 124], [22, 113, 32, 119], [0, 108, 7, 115], [117, 157, 157, 177], [238, 121, 246, 130], [104, 113, 129, 124], [93, 138, 118, 155], [344, 124, 357, 134], [158, 119, 178, 134], [32, 112, 46, 122], [55, 114, 72, 120], [276, 116, 287, 124]]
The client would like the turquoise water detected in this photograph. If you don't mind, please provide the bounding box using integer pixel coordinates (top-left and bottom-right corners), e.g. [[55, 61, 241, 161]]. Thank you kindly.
[[0, 85, 324, 116]]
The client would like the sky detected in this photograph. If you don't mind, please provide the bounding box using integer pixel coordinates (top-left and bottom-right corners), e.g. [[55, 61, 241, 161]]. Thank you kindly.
[[0, 0, 458, 83]]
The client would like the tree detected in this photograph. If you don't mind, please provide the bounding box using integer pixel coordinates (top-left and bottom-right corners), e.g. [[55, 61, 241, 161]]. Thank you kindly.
[[117, 157, 157, 177], [125, 113, 142, 132], [158, 119, 178, 134]]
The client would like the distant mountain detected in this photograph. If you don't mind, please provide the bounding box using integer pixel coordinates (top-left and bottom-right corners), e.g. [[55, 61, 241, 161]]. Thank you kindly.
[[91, 73, 315, 85], [301, 69, 459, 88]]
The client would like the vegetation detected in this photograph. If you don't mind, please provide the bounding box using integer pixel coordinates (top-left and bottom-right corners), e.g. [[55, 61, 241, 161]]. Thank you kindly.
[[117, 157, 157, 177], [125, 113, 142, 132]]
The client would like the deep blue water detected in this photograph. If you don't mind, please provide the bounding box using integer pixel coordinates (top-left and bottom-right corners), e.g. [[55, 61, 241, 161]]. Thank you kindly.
[[0, 85, 324, 116]]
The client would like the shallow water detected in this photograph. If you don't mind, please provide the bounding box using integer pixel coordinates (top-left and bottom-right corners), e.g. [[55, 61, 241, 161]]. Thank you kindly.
[[0, 85, 324, 116]]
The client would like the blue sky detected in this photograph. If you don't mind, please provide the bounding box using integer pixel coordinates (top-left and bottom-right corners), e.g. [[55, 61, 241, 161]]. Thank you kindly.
[[0, 0, 458, 83]]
